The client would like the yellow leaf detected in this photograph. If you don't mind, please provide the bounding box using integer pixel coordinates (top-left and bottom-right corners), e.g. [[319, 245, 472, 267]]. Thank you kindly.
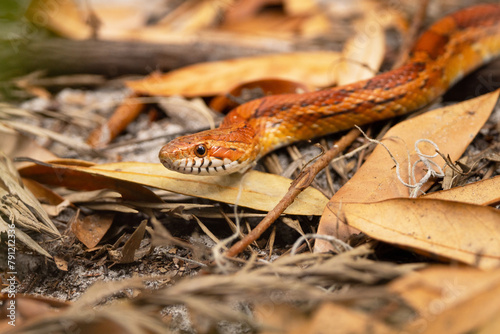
[[21, 161, 328, 216], [126, 52, 340, 97]]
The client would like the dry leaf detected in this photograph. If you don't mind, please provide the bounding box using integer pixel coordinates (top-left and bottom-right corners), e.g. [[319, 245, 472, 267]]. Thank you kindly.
[[19, 160, 162, 203], [126, 52, 340, 97], [254, 303, 309, 334], [156, 0, 230, 33], [26, 0, 92, 40], [334, 198, 500, 269], [422, 175, 500, 206], [390, 266, 500, 334], [315, 89, 500, 251], [20, 161, 328, 216], [53, 256, 68, 271], [2, 119, 93, 154], [87, 94, 144, 148], [71, 213, 114, 249], [112, 220, 149, 263], [284, 0, 319, 15], [210, 78, 309, 114], [0, 131, 57, 165], [477, 314, 500, 334], [336, 17, 385, 85], [224, 0, 281, 23], [292, 302, 398, 334], [22, 178, 65, 206]]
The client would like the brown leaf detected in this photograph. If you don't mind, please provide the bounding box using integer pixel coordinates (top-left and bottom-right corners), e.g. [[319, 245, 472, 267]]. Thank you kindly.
[[72, 213, 115, 249], [333, 198, 500, 269], [19, 160, 162, 203], [0, 131, 57, 165], [53, 256, 68, 271], [126, 52, 340, 97], [113, 220, 149, 264], [315, 89, 500, 250], [292, 302, 398, 334], [390, 266, 500, 334], [22, 178, 65, 206], [422, 175, 500, 206]]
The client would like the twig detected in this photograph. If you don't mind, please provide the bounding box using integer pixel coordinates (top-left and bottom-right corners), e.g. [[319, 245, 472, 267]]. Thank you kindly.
[[225, 128, 360, 258]]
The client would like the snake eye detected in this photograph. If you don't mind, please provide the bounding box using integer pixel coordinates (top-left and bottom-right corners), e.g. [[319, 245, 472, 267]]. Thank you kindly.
[[194, 144, 207, 157]]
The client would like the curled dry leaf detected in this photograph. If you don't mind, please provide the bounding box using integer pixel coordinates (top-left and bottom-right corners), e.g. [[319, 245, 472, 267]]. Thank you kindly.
[[390, 266, 500, 334], [210, 78, 309, 114], [334, 198, 500, 269], [126, 51, 340, 97], [315, 89, 500, 251], [22, 178, 65, 207]]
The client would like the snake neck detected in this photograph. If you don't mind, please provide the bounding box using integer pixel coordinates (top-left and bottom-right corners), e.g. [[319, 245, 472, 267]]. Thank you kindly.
[[160, 4, 500, 175], [225, 4, 500, 157]]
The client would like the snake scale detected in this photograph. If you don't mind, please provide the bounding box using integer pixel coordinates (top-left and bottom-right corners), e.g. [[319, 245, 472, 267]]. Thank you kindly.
[[159, 4, 500, 175]]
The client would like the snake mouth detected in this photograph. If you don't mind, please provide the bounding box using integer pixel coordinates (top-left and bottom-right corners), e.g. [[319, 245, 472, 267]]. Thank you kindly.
[[160, 156, 243, 175]]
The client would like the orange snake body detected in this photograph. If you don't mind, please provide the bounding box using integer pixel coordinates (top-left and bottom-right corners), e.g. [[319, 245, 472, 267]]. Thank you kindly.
[[160, 4, 500, 175]]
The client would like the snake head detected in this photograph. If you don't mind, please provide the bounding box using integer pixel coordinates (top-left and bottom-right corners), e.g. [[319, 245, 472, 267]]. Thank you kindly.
[[159, 124, 258, 175]]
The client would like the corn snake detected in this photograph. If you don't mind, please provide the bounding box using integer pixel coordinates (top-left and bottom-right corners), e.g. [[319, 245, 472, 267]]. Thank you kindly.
[[160, 4, 500, 175]]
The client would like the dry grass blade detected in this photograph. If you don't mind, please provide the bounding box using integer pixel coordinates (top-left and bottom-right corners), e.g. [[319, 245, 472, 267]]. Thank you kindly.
[[2, 120, 94, 155], [2, 246, 420, 333], [0, 153, 59, 237], [0, 153, 58, 257]]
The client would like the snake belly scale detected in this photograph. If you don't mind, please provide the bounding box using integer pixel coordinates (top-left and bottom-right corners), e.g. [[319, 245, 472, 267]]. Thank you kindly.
[[160, 4, 500, 175]]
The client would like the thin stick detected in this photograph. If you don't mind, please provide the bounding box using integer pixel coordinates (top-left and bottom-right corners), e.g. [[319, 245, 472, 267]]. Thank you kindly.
[[225, 128, 360, 258]]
